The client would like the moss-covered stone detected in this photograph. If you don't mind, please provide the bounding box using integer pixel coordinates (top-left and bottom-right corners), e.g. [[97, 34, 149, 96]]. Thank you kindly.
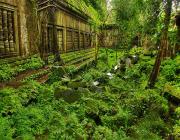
[[54, 86, 81, 103]]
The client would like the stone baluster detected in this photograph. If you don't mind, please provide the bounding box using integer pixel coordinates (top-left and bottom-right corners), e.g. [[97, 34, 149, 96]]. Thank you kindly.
[[2, 10, 10, 54], [0, 10, 4, 54], [41, 22, 48, 64], [7, 11, 14, 52]]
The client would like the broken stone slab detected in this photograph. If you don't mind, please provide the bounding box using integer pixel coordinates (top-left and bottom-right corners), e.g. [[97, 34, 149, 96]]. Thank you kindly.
[[72, 75, 83, 82], [164, 84, 180, 105], [47, 66, 69, 84], [93, 81, 100, 86], [68, 81, 87, 89], [54, 86, 81, 103], [106, 72, 114, 79], [51, 66, 68, 78], [77, 87, 90, 93], [61, 76, 71, 85], [125, 58, 132, 68], [114, 65, 119, 71], [131, 55, 139, 64], [95, 75, 109, 84], [89, 85, 104, 93]]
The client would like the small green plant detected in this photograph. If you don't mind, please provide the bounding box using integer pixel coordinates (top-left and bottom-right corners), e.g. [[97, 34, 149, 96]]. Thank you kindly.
[[161, 58, 178, 81], [0, 116, 14, 140], [66, 65, 77, 75], [129, 47, 144, 55], [0, 48, 178, 139], [0, 64, 15, 81], [0, 56, 44, 82]]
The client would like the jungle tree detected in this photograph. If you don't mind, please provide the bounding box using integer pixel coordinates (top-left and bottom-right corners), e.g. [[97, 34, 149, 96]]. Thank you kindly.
[[112, 0, 162, 48], [175, 12, 180, 53], [148, 0, 173, 88]]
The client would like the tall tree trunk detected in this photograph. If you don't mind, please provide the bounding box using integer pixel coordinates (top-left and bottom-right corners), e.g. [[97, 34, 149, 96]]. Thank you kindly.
[[95, 32, 99, 63], [175, 13, 180, 54], [176, 25, 180, 53], [148, 0, 172, 88]]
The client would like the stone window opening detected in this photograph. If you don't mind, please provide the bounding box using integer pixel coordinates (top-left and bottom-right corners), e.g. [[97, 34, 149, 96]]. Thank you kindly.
[[0, 8, 16, 58]]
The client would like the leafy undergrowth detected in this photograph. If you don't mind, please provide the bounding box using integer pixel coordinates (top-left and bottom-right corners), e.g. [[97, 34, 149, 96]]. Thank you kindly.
[[0, 56, 44, 82], [0, 48, 96, 83], [0, 49, 179, 140]]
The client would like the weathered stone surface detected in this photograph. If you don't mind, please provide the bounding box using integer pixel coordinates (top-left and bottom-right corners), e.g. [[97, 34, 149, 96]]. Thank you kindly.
[[54, 86, 81, 103], [51, 66, 67, 77], [0, 0, 16, 6], [0, 0, 38, 57], [0, 0, 95, 59], [68, 81, 87, 89], [77, 87, 90, 95], [89, 85, 104, 93]]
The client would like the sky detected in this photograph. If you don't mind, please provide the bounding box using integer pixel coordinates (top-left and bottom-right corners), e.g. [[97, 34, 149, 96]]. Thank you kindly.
[[107, 0, 112, 10]]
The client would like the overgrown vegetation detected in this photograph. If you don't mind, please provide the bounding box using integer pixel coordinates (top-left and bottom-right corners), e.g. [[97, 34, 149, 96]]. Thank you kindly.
[[0, 49, 179, 139], [0, 56, 44, 82], [0, 0, 179, 139]]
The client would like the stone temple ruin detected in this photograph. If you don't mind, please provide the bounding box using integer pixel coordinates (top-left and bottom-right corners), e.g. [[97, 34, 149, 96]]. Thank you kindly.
[[0, 0, 119, 60]]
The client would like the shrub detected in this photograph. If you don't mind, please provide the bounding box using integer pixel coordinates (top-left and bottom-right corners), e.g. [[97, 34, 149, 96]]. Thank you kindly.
[[0, 116, 14, 140], [129, 47, 144, 55], [0, 88, 22, 116], [125, 89, 169, 118], [0, 64, 15, 82], [175, 107, 180, 119], [161, 59, 178, 81], [92, 126, 118, 140], [101, 107, 132, 130], [130, 114, 168, 140]]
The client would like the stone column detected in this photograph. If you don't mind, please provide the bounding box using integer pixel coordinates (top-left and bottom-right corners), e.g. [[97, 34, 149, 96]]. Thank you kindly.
[[41, 22, 48, 64], [0, 10, 4, 54], [7, 11, 15, 52], [72, 30, 75, 51], [83, 33, 85, 49], [2, 10, 10, 54], [17, 0, 29, 56], [78, 20, 80, 50], [63, 27, 67, 52]]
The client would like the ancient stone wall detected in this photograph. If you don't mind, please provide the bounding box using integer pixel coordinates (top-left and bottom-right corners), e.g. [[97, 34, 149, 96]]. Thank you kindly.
[[0, 0, 18, 58], [16, 0, 29, 56], [25, 0, 40, 55], [98, 24, 120, 49], [102, 27, 119, 48], [38, 0, 93, 55], [55, 9, 91, 52], [0, 0, 94, 59], [0, 0, 37, 58]]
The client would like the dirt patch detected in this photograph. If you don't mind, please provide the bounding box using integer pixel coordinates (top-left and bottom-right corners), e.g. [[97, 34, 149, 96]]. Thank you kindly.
[[36, 74, 49, 84], [0, 66, 49, 89], [0, 81, 23, 89]]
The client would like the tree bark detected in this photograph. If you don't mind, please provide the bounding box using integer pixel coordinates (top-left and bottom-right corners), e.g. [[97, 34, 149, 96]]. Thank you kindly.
[[175, 13, 180, 54], [148, 0, 172, 88]]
